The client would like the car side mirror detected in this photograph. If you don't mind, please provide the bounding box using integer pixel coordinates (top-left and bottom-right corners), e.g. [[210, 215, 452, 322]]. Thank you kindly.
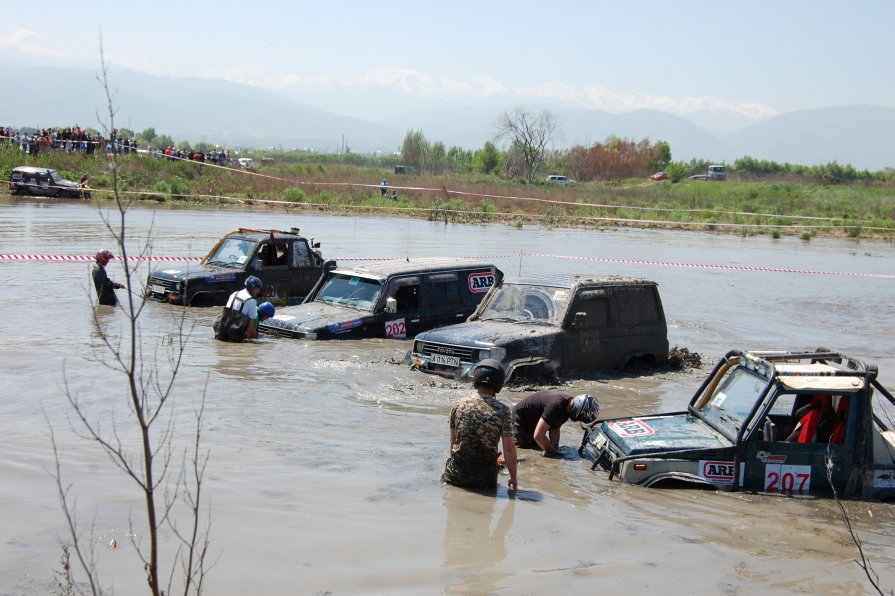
[[762, 419, 777, 446], [384, 297, 397, 314], [573, 312, 587, 330]]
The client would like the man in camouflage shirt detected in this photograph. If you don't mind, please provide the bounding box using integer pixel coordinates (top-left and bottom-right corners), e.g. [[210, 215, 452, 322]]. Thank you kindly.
[[442, 360, 518, 491]]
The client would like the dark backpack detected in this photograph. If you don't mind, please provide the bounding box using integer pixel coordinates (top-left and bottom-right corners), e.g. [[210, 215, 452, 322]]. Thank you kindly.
[[213, 298, 251, 342]]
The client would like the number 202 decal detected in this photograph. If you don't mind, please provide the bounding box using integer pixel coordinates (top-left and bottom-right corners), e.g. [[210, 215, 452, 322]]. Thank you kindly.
[[764, 464, 811, 495], [385, 319, 406, 339]]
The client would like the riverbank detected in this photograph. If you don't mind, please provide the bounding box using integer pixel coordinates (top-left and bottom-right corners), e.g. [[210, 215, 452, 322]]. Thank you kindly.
[[4, 146, 894, 241]]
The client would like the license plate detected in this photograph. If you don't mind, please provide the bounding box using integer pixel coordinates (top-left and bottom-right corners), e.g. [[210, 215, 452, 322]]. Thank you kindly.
[[592, 432, 608, 451], [431, 354, 460, 367], [150, 284, 167, 294]]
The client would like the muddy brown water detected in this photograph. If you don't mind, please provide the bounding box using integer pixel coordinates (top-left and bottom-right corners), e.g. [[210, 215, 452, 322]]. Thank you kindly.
[[1, 198, 894, 595]]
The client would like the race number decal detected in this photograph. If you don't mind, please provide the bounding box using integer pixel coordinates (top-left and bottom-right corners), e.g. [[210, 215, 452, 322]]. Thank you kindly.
[[764, 464, 811, 496], [385, 318, 406, 339], [607, 418, 655, 438], [468, 272, 495, 293]]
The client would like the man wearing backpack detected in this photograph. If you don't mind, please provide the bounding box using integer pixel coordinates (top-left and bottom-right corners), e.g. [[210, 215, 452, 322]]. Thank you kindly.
[[214, 276, 273, 342]]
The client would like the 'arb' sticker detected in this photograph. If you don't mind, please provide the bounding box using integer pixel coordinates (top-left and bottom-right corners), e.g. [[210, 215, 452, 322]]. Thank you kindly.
[[608, 418, 655, 438], [468, 272, 496, 293], [699, 460, 736, 485]]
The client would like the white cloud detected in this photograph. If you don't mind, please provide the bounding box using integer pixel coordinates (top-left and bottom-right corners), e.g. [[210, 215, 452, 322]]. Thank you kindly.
[[0, 29, 73, 59]]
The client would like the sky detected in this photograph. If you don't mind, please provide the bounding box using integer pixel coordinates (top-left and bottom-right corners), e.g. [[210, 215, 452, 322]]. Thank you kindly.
[[1, 0, 893, 123]]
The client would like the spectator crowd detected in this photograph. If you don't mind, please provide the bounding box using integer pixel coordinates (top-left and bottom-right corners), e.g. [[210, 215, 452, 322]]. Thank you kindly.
[[1, 125, 231, 165]]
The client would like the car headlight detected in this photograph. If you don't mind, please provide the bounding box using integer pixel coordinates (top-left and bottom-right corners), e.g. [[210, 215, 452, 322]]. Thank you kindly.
[[473, 348, 491, 362]]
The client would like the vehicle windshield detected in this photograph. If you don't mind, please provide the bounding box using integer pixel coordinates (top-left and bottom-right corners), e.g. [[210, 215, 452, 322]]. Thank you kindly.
[[477, 282, 570, 325], [316, 273, 382, 311], [701, 367, 767, 432], [206, 237, 258, 267]]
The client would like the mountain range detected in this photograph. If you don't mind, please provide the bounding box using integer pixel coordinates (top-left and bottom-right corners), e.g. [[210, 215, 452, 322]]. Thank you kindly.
[[1, 64, 892, 170]]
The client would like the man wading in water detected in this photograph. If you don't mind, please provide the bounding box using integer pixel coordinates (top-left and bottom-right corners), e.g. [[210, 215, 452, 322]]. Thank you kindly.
[[92, 249, 125, 306], [442, 359, 518, 492]]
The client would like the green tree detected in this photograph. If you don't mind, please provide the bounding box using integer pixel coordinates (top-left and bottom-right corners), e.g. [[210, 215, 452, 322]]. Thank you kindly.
[[401, 129, 429, 173], [474, 141, 500, 174], [429, 141, 446, 175], [648, 140, 672, 172]]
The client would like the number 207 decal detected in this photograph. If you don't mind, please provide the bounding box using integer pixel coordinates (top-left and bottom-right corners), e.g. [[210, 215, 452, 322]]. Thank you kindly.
[[764, 464, 811, 496]]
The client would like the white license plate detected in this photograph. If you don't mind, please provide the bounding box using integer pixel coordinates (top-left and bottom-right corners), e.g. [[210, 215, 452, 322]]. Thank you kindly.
[[592, 432, 608, 451], [150, 284, 167, 294], [431, 354, 460, 367]]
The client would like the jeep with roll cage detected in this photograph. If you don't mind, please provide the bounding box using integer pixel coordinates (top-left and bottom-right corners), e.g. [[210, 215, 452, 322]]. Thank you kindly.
[[579, 348, 895, 500], [145, 227, 327, 306]]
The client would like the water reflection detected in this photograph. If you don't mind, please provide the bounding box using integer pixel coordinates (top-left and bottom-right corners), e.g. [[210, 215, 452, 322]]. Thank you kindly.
[[442, 486, 516, 595]]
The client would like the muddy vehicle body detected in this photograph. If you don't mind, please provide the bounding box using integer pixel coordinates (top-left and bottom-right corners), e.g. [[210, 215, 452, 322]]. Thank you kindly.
[[145, 227, 326, 306], [411, 276, 668, 383], [8, 166, 86, 198], [259, 258, 502, 340], [580, 349, 895, 500]]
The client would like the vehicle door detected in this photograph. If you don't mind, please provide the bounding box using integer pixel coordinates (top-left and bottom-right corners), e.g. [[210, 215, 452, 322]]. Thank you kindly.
[[563, 287, 614, 371], [381, 275, 422, 339], [32, 170, 53, 196], [611, 285, 666, 364], [419, 271, 469, 333], [740, 391, 857, 497], [254, 239, 320, 305]]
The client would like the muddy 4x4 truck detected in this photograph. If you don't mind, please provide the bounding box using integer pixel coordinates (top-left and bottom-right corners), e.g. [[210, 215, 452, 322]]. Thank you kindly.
[[146, 227, 327, 306], [411, 276, 668, 383], [259, 258, 501, 340], [580, 349, 895, 500]]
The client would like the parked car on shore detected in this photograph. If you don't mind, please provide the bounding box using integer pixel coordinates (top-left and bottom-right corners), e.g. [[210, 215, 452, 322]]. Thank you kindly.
[[580, 348, 895, 500], [411, 276, 668, 383], [259, 258, 502, 340], [145, 227, 327, 306], [649, 171, 669, 181], [8, 166, 87, 198], [546, 175, 575, 184]]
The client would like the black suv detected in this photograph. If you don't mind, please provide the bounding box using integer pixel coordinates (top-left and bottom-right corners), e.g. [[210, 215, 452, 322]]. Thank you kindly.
[[146, 227, 327, 306], [8, 166, 87, 198], [260, 258, 502, 340], [411, 276, 668, 382]]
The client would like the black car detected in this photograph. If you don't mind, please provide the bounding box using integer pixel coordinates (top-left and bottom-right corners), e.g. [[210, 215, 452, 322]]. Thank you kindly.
[[260, 258, 502, 340], [8, 166, 87, 198], [411, 276, 669, 382], [146, 227, 327, 306]]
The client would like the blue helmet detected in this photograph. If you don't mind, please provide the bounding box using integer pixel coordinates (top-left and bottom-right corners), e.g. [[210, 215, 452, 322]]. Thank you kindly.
[[244, 275, 263, 292], [258, 301, 275, 319]]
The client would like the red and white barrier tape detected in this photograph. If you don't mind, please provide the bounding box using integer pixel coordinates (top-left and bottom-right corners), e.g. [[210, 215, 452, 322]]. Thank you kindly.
[[2, 252, 891, 279], [0, 254, 201, 262]]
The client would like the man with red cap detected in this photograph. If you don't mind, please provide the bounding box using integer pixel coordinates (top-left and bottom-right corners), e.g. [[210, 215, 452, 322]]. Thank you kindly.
[[93, 249, 125, 306]]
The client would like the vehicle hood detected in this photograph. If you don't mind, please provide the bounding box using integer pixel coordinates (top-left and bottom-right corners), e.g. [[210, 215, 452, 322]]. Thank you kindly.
[[261, 301, 373, 333], [417, 319, 561, 345], [602, 414, 732, 457], [149, 264, 241, 284]]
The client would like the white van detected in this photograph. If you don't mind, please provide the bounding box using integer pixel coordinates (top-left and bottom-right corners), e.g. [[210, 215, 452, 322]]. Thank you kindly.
[[707, 165, 726, 180], [546, 175, 575, 184]]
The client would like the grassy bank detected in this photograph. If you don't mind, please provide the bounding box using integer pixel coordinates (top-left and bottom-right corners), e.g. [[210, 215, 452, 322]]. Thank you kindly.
[[3, 145, 893, 241]]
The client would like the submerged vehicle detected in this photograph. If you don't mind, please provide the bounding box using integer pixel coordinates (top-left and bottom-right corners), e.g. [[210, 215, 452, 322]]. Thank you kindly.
[[146, 227, 327, 306], [411, 276, 668, 383], [259, 258, 501, 340], [580, 348, 895, 500]]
